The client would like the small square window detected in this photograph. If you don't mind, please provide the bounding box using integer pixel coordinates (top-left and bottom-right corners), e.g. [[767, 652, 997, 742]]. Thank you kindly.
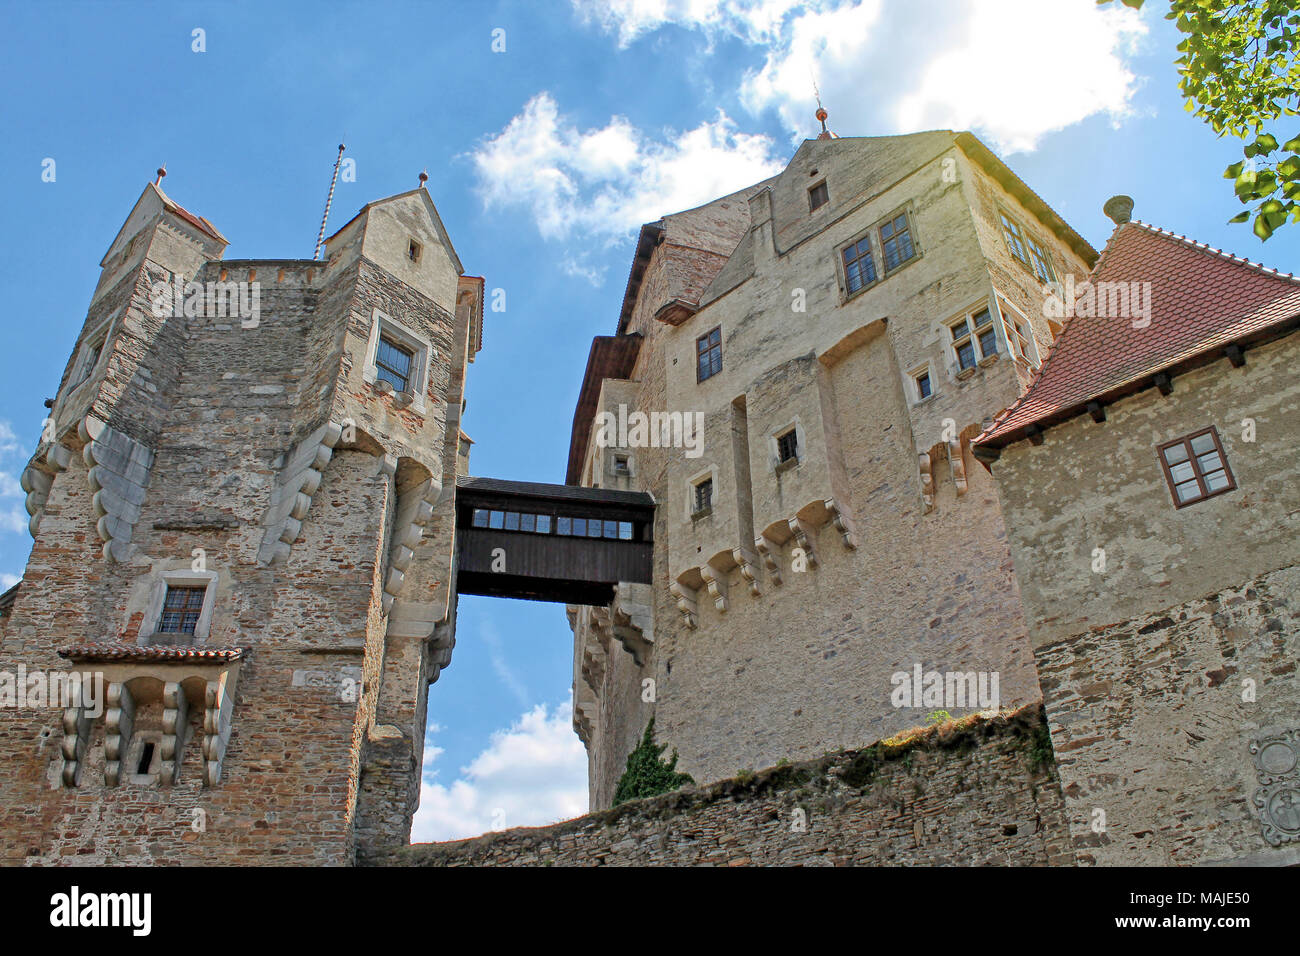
[[408, 239, 422, 263], [693, 478, 713, 514], [503, 512, 520, 531], [697, 327, 722, 382], [777, 429, 799, 464], [572, 518, 587, 537], [1158, 427, 1236, 508], [520, 513, 536, 532], [613, 455, 630, 475], [809, 181, 829, 212], [842, 237, 877, 295], [556, 516, 571, 535], [471, 509, 489, 528], [375, 335, 414, 392], [536, 515, 552, 534], [158, 585, 206, 634]]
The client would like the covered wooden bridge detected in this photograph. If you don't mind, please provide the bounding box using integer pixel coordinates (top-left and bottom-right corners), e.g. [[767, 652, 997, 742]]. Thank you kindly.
[[454, 477, 655, 605]]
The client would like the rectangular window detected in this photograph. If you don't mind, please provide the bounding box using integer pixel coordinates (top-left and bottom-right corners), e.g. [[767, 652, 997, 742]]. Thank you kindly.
[[503, 512, 520, 531], [375, 335, 414, 392], [697, 327, 722, 382], [407, 239, 422, 263], [998, 299, 1038, 367], [488, 510, 504, 529], [842, 237, 877, 295], [1025, 235, 1056, 284], [587, 520, 603, 538], [471, 509, 489, 528], [618, 521, 633, 540], [556, 516, 571, 535], [603, 520, 619, 538], [572, 517, 587, 537], [693, 478, 712, 514], [520, 513, 536, 532], [1158, 427, 1236, 508], [777, 428, 799, 464], [951, 307, 997, 371], [879, 212, 915, 271], [1001, 213, 1029, 266], [158, 585, 206, 634], [913, 369, 932, 400], [613, 455, 630, 475], [808, 181, 829, 212]]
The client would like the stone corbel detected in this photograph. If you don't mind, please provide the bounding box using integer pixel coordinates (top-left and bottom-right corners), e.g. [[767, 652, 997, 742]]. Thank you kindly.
[[573, 702, 596, 745], [669, 581, 698, 630], [611, 593, 654, 666], [81, 415, 155, 563], [700, 563, 728, 613], [381, 475, 442, 615], [732, 547, 762, 597], [823, 499, 857, 550], [786, 516, 820, 570], [160, 681, 189, 785], [919, 451, 935, 514], [61, 705, 91, 787], [755, 534, 783, 587], [257, 420, 344, 565], [104, 681, 136, 787], [948, 439, 968, 495], [581, 641, 606, 692], [22, 443, 72, 538], [202, 671, 238, 787]]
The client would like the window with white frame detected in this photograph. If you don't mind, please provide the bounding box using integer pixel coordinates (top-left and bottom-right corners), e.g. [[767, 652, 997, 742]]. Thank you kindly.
[[362, 309, 431, 409], [997, 297, 1040, 368], [1000, 212, 1030, 267], [142, 569, 219, 645], [950, 306, 998, 372], [1024, 234, 1056, 284]]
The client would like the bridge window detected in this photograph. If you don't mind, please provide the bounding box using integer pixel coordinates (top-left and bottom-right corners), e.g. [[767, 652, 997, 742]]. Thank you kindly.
[[471, 509, 489, 528], [470, 508, 636, 540], [619, 521, 633, 540], [504, 512, 520, 531], [536, 515, 551, 533], [488, 510, 505, 529], [520, 513, 535, 532]]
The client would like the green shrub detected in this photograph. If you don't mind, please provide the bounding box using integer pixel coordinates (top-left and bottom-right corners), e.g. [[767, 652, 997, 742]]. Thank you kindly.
[[612, 718, 694, 806]]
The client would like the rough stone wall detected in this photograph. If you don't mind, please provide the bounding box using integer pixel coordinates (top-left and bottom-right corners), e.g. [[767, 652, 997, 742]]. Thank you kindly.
[[574, 134, 1086, 805], [379, 707, 1072, 866], [989, 333, 1300, 865], [0, 187, 477, 865]]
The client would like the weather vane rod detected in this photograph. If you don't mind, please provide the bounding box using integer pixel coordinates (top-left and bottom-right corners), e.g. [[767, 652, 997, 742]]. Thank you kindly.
[[314, 141, 346, 260]]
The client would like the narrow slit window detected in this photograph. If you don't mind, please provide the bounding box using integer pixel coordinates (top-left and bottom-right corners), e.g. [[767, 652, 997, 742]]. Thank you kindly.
[[407, 239, 422, 263], [137, 741, 155, 775], [158, 585, 206, 634], [374, 335, 414, 392]]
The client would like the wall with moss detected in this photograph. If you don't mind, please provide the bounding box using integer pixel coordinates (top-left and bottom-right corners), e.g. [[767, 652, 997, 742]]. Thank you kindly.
[[378, 706, 1071, 867]]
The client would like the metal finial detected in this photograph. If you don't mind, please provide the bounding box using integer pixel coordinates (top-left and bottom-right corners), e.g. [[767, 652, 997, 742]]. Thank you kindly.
[[154, 165, 167, 185], [418, 170, 428, 188]]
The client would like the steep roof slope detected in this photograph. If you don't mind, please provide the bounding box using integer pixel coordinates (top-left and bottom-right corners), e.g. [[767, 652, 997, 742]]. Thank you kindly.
[[976, 222, 1300, 451]]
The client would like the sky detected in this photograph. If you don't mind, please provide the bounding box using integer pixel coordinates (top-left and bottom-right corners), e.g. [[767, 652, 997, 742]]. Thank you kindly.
[[1, 0, 1295, 842]]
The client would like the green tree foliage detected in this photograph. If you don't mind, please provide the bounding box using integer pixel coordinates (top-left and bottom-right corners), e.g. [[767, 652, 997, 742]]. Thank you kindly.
[[1104, 0, 1300, 239], [612, 719, 694, 805]]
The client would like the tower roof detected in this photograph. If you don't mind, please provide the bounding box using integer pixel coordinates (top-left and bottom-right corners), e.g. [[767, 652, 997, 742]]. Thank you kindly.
[[975, 221, 1300, 452]]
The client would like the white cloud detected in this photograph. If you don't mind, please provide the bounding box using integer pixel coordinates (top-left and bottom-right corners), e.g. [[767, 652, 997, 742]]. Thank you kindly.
[[575, 0, 1149, 155], [0, 471, 21, 499], [0, 421, 20, 457], [411, 699, 588, 843], [471, 92, 784, 262], [0, 506, 28, 535], [0, 573, 18, 590], [571, 0, 805, 46]]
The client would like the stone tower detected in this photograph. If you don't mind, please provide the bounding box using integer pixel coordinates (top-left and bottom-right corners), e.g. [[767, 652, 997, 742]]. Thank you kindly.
[[0, 175, 483, 865], [567, 130, 1099, 807]]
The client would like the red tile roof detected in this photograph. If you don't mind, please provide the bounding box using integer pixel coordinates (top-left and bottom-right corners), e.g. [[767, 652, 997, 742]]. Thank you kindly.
[[57, 643, 247, 663], [155, 185, 227, 244], [975, 221, 1300, 450]]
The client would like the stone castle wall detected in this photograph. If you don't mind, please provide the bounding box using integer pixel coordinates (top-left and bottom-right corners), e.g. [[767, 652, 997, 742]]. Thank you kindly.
[[379, 707, 1072, 867]]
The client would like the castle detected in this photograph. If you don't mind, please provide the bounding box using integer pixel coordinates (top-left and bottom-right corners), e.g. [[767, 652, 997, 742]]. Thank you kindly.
[[1, 118, 1296, 866]]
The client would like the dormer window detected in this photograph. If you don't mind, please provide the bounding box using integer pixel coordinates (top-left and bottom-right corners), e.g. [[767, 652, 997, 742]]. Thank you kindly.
[[808, 181, 829, 212], [407, 239, 422, 263]]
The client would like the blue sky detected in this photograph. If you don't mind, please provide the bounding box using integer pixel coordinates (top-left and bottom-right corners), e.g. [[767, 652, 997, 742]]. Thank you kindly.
[[1, 0, 1295, 841]]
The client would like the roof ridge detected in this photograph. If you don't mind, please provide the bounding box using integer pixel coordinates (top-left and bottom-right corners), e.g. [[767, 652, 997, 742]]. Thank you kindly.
[[1128, 219, 1300, 286]]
